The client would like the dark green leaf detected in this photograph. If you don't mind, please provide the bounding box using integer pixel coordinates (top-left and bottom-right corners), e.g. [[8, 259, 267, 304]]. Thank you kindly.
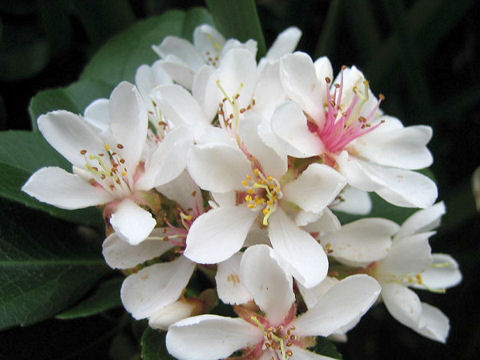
[[314, 0, 342, 58], [141, 327, 175, 360], [57, 277, 123, 319], [29, 80, 113, 131], [205, 0, 266, 58], [37, 0, 73, 57], [0, 131, 103, 227], [0, 199, 110, 330], [72, 0, 135, 47], [311, 337, 343, 359], [80, 8, 214, 86]]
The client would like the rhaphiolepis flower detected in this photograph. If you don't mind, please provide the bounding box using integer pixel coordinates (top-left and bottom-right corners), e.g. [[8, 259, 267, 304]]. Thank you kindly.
[[166, 245, 381, 360]]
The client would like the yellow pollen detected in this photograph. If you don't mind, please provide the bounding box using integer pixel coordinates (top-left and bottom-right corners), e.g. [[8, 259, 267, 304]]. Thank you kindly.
[[104, 144, 110, 151]]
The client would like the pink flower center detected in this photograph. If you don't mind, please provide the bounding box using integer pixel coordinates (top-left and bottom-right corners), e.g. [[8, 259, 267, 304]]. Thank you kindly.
[[312, 69, 385, 154]]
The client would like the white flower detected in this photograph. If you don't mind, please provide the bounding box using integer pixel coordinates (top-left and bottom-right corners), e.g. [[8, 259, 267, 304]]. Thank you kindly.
[[266, 52, 437, 208], [166, 245, 381, 360], [22, 82, 173, 245], [184, 115, 346, 288], [153, 24, 301, 90], [369, 202, 462, 342]]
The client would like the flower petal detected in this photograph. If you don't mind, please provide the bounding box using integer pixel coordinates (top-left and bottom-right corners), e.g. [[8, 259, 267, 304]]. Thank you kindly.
[[102, 231, 173, 269], [84, 98, 110, 133], [314, 57, 333, 85], [283, 163, 346, 214], [158, 57, 195, 89], [292, 274, 380, 337], [290, 345, 339, 360], [38, 110, 106, 168], [238, 114, 287, 178], [330, 186, 372, 215], [108, 82, 148, 170], [268, 209, 328, 288], [381, 283, 422, 329], [354, 125, 433, 170], [110, 199, 156, 245], [121, 256, 195, 319], [156, 170, 203, 213], [395, 202, 446, 240], [184, 205, 258, 264], [193, 24, 226, 58], [187, 143, 252, 193], [216, 252, 252, 305], [153, 36, 204, 70], [149, 300, 196, 330], [22, 166, 112, 209], [414, 302, 450, 343], [321, 218, 398, 265], [192, 64, 217, 121], [415, 253, 462, 290], [271, 101, 324, 158], [336, 152, 385, 192], [377, 232, 433, 277], [264, 26, 302, 61], [254, 61, 287, 119], [297, 276, 339, 310], [241, 245, 295, 325], [280, 52, 324, 122], [155, 84, 209, 127], [166, 315, 262, 360], [135, 60, 172, 101], [301, 208, 341, 233]]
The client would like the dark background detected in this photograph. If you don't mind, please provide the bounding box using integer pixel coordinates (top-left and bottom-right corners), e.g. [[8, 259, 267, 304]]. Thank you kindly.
[[1, 0, 479, 359]]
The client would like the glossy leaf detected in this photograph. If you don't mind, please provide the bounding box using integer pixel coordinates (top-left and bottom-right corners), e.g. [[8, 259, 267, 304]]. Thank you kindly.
[[141, 327, 175, 360], [0, 199, 110, 330]]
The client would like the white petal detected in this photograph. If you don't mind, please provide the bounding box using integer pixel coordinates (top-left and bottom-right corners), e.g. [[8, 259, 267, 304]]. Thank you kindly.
[[155, 84, 209, 127], [297, 276, 339, 310], [378, 232, 433, 278], [102, 231, 173, 269], [415, 253, 462, 290], [292, 274, 380, 337], [358, 161, 438, 208], [330, 186, 372, 215], [156, 170, 203, 213], [271, 101, 323, 158], [238, 114, 287, 178], [265, 27, 302, 61], [138, 126, 193, 189], [193, 24, 226, 58], [241, 245, 295, 325], [192, 65, 217, 121], [290, 345, 339, 360], [269, 209, 328, 288], [184, 206, 258, 264], [381, 283, 422, 329], [154, 36, 204, 70], [166, 315, 262, 360], [121, 256, 195, 319], [108, 82, 148, 170], [414, 303, 450, 343], [301, 208, 341, 233], [283, 163, 346, 214], [187, 143, 252, 193], [149, 300, 196, 330], [322, 218, 398, 265], [38, 110, 106, 168], [336, 152, 385, 192], [354, 125, 433, 170], [395, 202, 446, 240], [314, 57, 333, 86], [22, 166, 112, 209], [211, 191, 236, 208], [135, 60, 172, 101], [110, 199, 156, 245], [280, 52, 324, 122], [254, 61, 287, 119], [158, 57, 195, 89], [84, 98, 110, 133], [216, 253, 252, 305]]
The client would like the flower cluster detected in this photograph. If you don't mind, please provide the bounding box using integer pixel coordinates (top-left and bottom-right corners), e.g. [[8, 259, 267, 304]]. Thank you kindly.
[[22, 25, 461, 359]]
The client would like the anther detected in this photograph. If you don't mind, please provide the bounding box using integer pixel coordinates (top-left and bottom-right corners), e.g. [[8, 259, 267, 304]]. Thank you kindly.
[[80, 149, 87, 155], [117, 144, 124, 149]]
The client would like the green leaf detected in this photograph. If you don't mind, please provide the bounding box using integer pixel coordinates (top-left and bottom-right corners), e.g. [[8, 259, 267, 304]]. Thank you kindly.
[[0, 199, 110, 330], [311, 337, 343, 359], [314, 0, 343, 58], [141, 327, 175, 360], [0, 131, 103, 227], [205, 0, 266, 58], [29, 79, 113, 131], [56, 277, 123, 319], [80, 8, 214, 86]]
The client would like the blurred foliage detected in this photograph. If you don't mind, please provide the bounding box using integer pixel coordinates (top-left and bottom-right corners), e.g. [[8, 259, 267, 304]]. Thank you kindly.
[[0, 0, 478, 359]]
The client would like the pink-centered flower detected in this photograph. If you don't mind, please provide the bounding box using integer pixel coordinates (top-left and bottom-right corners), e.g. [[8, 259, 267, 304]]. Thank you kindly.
[[265, 52, 437, 208], [166, 245, 381, 360]]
